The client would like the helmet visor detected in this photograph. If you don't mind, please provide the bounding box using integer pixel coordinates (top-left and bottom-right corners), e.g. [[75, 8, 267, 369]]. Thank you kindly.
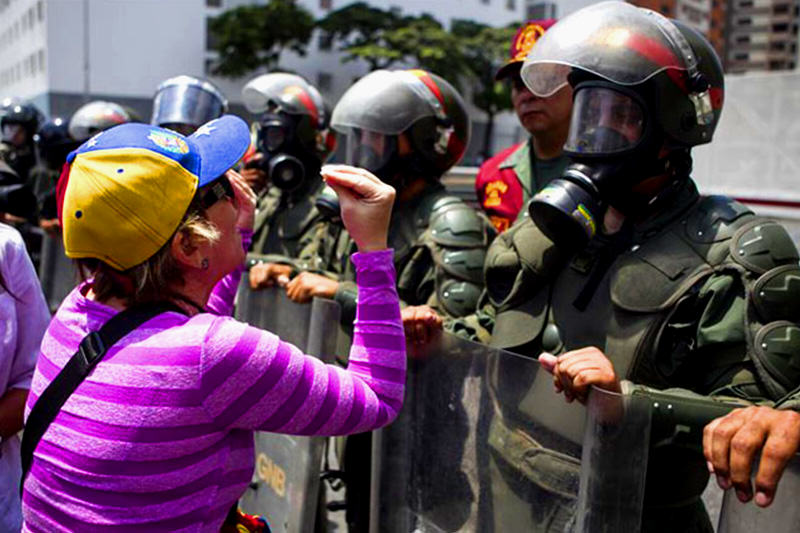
[[331, 70, 436, 135], [521, 1, 690, 97], [68, 101, 130, 142], [565, 87, 645, 154], [340, 128, 397, 174], [2, 123, 26, 145], [152, 83, 226, 130], [242, 73, 326, 125]]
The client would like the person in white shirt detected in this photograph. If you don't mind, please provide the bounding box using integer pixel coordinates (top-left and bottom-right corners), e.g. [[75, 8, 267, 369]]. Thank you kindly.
[[0, 222, 49, 531]]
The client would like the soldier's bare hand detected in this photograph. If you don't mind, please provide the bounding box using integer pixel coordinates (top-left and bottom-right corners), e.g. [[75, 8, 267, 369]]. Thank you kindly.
[[538, 347, 621, 404], [249, 263, 293, 290], [401, 305, 443, 346], [321, 164, 395, 253], [39, 218, 60, 237], [703, 406, 800, 507], [285, 272, 339, 303]]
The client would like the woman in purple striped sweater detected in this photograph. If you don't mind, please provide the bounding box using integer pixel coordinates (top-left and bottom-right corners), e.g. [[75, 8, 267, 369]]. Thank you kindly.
[[21, 116, 405, 532]]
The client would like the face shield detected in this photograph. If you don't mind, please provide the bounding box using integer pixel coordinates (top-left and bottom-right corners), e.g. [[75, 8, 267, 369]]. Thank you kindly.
[[521, 2, 692, 98], [151, 77, 227, 132], [2, 123, 27, 146], [341, 128, 398, 175], [331, 70, 440, 136], [565, 86, 645, 155], [242, 73, 326, 125]]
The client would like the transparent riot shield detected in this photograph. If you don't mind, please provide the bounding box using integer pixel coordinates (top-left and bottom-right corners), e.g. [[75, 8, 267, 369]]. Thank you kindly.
[[37, 232, 77, 312], [717, 458, 800, 532], [235, 283, 342, 533], [575, 388, 651, 533], [370, 331, 586, 533], [577, 387, 800, 533]]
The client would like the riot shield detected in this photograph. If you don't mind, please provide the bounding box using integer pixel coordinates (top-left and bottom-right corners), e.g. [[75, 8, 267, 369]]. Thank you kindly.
[[577, 386, 800, 533], [235, 283, 342, 533], [370, 331, 586, 533], [717, 459, 800, 532], [37, 232, 77, 312]]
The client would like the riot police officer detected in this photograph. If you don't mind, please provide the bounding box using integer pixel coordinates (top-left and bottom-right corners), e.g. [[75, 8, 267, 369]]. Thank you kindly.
[[32, 117, 79, 234], [242, 73, 336, 260], [480, 3, 800, 531], [0, 98, 43, 183], [270, 69, 494, 327], [151, 75, 228, 136]]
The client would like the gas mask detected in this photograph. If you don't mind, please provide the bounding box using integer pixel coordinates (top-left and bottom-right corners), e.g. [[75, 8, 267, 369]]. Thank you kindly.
[[529, 81, 666, 249], [255, 113, 318, 193]]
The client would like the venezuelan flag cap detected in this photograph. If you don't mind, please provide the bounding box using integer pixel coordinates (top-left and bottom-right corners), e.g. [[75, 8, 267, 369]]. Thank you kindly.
[[58, 115, 250, 271]]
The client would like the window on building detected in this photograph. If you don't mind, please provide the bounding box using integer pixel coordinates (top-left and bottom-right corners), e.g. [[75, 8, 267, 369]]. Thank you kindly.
[[734, 52, 748, 60], [481, 0, 490, 4], [507, 0, 516, 10], [738, 17, 752, 25], [317, 72, 333, 93], [526, 1, 557, 20], [320, 0, 332, 9], [774, 3, 789, 14], [37, 0, 43, 21], [773, 23, 789, 32], [206, 18, 217, 51], [206, 0, 222, 6], [38, 49, 44, 72], [736, 35, 750, 43], [739, 0, 753, 7], [318, 31, 333, 51]]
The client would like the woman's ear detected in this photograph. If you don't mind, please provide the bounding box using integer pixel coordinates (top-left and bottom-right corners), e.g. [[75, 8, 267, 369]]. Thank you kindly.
[[170, 228, 203, 270]]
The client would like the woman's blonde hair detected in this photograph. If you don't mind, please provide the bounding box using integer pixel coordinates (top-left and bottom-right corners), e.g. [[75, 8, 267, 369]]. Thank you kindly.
[[78, 197, 220, 305]]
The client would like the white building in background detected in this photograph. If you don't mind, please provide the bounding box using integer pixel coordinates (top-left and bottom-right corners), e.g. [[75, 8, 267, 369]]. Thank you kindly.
[[0, 0, 597, 163]]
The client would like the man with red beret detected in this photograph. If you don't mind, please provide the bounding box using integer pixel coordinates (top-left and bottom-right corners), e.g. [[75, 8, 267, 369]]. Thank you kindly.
[[475, 19, 573, 233]]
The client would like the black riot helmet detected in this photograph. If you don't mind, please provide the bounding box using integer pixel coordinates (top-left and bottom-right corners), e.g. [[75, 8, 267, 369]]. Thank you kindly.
[[242, 73, 335, 192], [521, 2, 724, 249], [151, 75, 228, 136], [35, 117, 80, 171], [68, 101, 134, 143], [330, 69, 470, 186], [1, 98, 43, 146]]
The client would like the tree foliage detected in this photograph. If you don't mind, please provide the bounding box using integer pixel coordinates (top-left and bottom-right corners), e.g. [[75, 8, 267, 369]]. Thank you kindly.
[[209, 0, 315, 78], [211, 1, 521, 160], [453, 20, 518, 158]]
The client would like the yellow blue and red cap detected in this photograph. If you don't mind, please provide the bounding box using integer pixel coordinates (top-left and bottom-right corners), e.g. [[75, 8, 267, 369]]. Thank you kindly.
[[58, 115, 250, 270]]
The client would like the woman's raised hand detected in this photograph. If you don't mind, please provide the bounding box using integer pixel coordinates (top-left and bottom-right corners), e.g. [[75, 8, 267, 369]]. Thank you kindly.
[[320, 165, 395, 252]]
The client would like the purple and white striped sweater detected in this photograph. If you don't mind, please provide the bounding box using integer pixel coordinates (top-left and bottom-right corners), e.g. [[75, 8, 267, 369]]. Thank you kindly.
[[21, 249, 404, 532]]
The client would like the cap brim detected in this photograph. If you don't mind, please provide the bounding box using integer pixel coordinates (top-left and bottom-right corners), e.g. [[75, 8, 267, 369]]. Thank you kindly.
[[189, 114, 251, 187], [495, 61, 522, 81]]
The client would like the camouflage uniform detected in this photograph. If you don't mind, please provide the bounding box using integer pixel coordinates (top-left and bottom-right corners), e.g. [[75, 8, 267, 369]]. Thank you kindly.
[[248, 176, 325, 260], [483, 179, 800, 532], [302, 181, 495, 328]]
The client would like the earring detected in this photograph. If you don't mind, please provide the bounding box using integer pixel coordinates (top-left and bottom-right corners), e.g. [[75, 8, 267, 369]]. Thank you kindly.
[[201, 258, 209, 270]]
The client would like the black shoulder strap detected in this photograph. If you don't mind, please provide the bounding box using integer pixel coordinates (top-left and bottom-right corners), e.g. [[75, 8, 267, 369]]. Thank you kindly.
[[20, 301, 183, 493]]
